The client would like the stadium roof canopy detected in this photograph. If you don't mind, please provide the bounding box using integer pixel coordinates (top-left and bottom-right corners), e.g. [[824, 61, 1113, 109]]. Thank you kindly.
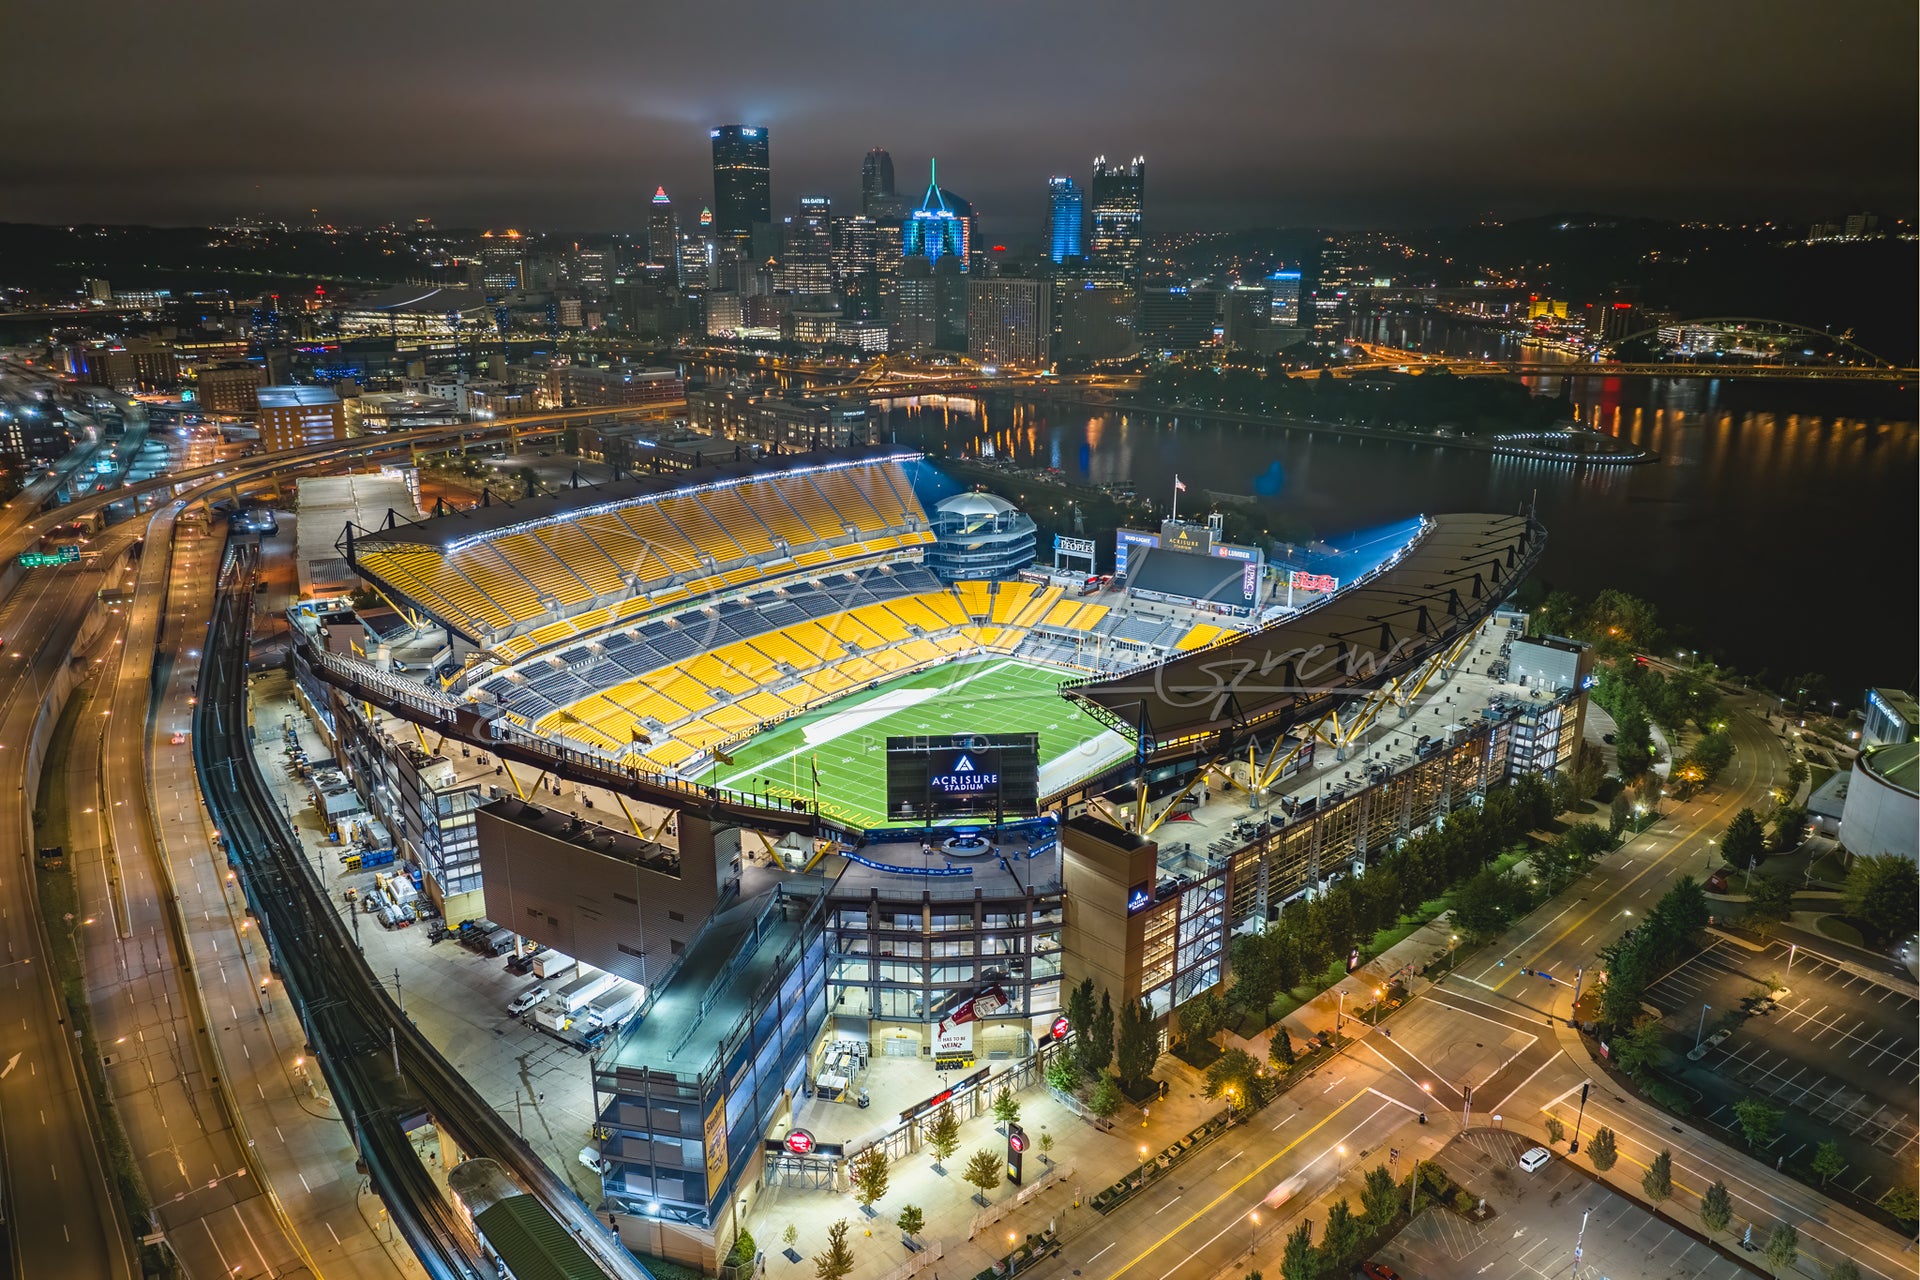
[[1065, 512, 1544, 753], [345, 446, 924, 552]]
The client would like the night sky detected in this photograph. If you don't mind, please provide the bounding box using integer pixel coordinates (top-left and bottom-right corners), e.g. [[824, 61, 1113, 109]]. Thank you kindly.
[[3, 0, 1913, 236]]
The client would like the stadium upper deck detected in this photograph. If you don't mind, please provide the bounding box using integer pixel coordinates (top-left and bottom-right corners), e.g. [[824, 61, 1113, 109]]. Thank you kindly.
[[342, 448, 932, 646]]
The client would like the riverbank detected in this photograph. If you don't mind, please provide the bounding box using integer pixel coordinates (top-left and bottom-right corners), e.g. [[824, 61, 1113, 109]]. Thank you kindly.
[[1012, 390, 1657, 466]]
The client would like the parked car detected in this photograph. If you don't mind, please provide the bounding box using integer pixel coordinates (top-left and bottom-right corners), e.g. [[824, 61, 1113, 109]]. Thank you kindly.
[[506, 987, 549, 1017], [1518, 1146, 1552, 1173], [1705, 870, 1731, 893], [1360, 1263, 1402, 1280]]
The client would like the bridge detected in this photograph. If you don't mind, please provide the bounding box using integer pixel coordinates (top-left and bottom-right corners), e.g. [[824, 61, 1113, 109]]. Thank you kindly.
[[1347, 340, 1915, 382]]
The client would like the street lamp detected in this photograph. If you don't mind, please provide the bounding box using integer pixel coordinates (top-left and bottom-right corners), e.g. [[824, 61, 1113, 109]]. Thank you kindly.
[[1695, 1004, 1712, 1052], [1373, 987, 1383, 1026], [1247, 1210, 1259, 1256], [1568, 1082, 1590, 1154]]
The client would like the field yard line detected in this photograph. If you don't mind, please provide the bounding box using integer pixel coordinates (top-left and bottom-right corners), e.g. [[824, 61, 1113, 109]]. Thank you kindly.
[[713, 658, 1025, 789]]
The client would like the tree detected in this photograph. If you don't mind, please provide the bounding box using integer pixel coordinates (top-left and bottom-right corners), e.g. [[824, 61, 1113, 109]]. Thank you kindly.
[[1038, 1130, 1054, 1164], [991, 1084, 1021, 1133], [1067, 978, 1097, 1067], [1764, 1223, 1799, 1278], [1361, 1165, 1400, 1229], [1267, 1025, 1296, 1073], [1642, 1149, 1673, 1202], [1610, 790, 1632, 837], [1323, 1198, 1361, 1263], [1205, 1048, 1262, 1108], [1452, 867, 1535, 938], [1745, 874, 1794, 938], [1279, 1219, 1319, 1280], [814, 1219, 855, 1280], [849, 1145, 890, 1213], [1785, 758, 1809, 796], [1086, 1074, 1122, 1119], [1733, 1099, 1782, 1150], [1700, 1180, 1732, 1233], [924, 1100, 960, 1170], [895, 1204, 924, 1243], [1586, 1127, 1618, 1171], [1811, 1141, 1846, 1187], [1722, 809, 1767, 870], [1545, 1117, 1565, 1145], [1610, 1017, 1667, 1080], [1078, 989, 1115, 1079], [1116, 998, 1160, 1095], [1768, 805, 1807, 854], [1842, 854, 1920, 944], [1828, 1262, 1861, 1280], [1879, 1184, 1919, 1225], [1180, 988, 1228, 1046], [962, 1148, 1003, 1206], [1045, 1051, 1080, 1096]]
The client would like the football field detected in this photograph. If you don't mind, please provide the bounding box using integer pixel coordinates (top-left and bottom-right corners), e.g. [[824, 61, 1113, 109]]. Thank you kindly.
[[698, 657, 1130, 829]]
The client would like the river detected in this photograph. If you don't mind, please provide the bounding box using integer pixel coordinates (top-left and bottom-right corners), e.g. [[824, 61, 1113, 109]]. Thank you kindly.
[[871, 323, 1916, 694]]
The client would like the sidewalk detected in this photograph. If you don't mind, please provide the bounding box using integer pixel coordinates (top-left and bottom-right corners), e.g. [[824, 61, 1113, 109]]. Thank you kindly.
[[748, 1055, 1221, 1280]]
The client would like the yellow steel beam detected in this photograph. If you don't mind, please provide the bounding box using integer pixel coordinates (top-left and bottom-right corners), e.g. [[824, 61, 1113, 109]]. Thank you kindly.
[[1141, 768, 1214, 838], [612, 792, 645, 840]]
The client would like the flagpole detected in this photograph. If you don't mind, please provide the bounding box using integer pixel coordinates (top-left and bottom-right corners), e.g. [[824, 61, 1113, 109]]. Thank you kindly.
[[1171, 474, 1180, 523]]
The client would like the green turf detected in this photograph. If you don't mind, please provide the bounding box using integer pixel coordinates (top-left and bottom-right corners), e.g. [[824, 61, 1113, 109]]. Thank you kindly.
[[699, 656, 1121, 829]]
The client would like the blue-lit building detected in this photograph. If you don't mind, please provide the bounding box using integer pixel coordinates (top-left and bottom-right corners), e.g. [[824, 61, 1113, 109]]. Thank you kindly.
[[1047, 175, 1084, 264], [903, 161, 970, 270]]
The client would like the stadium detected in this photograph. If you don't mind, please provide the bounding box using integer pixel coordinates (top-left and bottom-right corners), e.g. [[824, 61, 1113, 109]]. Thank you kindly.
[[300, 443, 1561, 1268]]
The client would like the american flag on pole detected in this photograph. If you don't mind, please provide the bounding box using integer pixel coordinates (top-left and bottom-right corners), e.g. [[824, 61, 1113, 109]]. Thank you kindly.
[[1174, 476, 1186, 492]]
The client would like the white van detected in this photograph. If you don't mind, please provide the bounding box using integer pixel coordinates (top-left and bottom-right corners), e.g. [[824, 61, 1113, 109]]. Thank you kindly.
[[1518, 1146, 1552, 1173]]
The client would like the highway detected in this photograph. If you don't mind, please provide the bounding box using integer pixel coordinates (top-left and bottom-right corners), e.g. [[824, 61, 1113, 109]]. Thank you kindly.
[[0, 533, 139, 1279]]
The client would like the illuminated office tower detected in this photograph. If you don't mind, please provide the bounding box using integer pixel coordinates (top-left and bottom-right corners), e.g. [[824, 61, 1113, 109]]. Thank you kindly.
[[1046, 175, 1084, 265], [903, 160, 970, 269], [647, 187, 677, 271], [1088, 155, 1145, 283], [782, 196, 834, 297], [710, 125, 771, 245]]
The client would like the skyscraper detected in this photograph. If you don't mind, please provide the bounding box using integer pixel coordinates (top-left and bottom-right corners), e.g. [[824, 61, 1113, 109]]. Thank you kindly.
[[1046, 175, 1084, 265], [1089, 156, 1146, 283], [710, 125, 771, 242], [861, 148, 897, 218], [647, 187, 677, 272], [967, 277, 1054, 365], [903, 160, 969, 270], [782, 196, 834, 297]]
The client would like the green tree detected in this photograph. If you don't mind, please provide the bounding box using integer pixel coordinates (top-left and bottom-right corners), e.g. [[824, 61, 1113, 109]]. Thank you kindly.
[[1768, 804, 1808, 854], [1116, 998, 1159, 1095], [1081, 990, 1116, 1079], [991, 1084, 1021, 1133], [849, 1145, 890, 1213], [1045, 1051, 1080, 1095], [1784, 758, 1809, 796], [1267, 1025, 1296, 1073], [1733, 1099, 1782, 1150], [814, 1219, 855, 1280], [1087, 1074, 1123, 1120], [783, 1223, 799, 1253], [1610, 790, 1632, 837], [1722, 809, 1767, 870], [1361, 1165, 1400, 1229], [1205, 1048, 1263, 1109], [1279, 1219, 1319, 1280], [924, 1100, 961, 1169], [895, 1204, 924, 1243], [1586, 1127, 1618, 1171], [1037, 1130, 1054, 1164], [1322, 1198, 1361, 1264], [962, 1148, 1004, 1206], [1746, 874, 1794, 938], [1879, 1184, 1919, 1225], [1180, 988, 1227, 1046], [1545, 1116, 1565, 1145], [1611, 1017, 1667, 1079], [1811, 1141, 1846, 1187], [1828, 1261, 1861, 1280], [1067, 978, 1097, 1065], [1700, 1180, 1732, 1233], [1842, 854, 1920, 944], [1764, 1223, 1798, 1278], [1642, 1149, 1673, 1201], [1452, 867, 1535, 938]]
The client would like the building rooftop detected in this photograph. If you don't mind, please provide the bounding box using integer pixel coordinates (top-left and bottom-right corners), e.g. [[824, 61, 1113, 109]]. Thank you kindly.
[[483, 798, 682, 877], [258, 385, 340, 409], [1859, 741, 1920, 797]]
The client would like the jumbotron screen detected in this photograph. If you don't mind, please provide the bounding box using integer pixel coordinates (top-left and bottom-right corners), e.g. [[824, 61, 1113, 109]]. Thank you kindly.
[[885, 734, 1041, 821]]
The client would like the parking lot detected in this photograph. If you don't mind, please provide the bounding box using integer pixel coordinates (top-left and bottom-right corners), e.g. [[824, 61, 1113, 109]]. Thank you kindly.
[[1644, 935, 1918, 1201], [1381, 1129, 1757, 1280]]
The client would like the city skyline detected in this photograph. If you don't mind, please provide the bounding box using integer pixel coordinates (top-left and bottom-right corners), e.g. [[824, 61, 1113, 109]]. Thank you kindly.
[[0, 1, 1913, 233]]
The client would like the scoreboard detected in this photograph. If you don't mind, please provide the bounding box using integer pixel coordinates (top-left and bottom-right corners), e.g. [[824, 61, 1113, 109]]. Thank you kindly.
[[885, 734, 1041, 822]]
